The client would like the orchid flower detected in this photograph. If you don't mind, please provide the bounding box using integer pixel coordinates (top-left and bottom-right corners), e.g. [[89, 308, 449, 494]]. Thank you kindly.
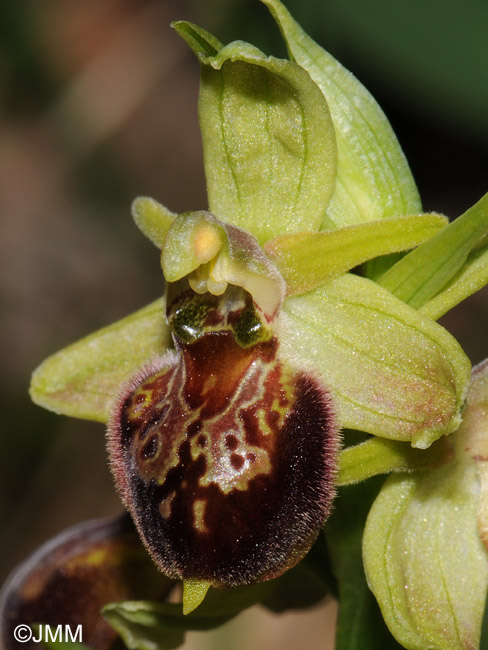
[[4, 0, 488, 648]]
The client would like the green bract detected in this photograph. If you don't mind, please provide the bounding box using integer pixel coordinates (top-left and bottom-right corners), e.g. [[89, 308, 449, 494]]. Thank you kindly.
[[22, 0, 488, 648]]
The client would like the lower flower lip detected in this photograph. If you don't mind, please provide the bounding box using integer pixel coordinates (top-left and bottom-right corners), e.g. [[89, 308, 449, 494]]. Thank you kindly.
[[108, 293, 340, 587]]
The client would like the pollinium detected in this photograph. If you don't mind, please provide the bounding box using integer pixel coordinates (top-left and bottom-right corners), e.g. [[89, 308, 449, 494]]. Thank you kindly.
[[108, 212, 340, 587]]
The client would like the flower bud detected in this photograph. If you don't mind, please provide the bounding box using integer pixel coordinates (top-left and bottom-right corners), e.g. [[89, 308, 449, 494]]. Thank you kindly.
[[0, 515, 171, 650]]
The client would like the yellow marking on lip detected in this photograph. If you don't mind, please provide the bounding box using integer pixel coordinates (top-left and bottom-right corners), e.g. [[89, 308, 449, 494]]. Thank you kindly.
[[257, 408, 272, 436], [193, 499, 209, 533], [159, 490, 176, 519], [190, 430, 208, 462], [202, 374, 218, 397], [126, 388, 153, 420], [270, 398, 288, 429]]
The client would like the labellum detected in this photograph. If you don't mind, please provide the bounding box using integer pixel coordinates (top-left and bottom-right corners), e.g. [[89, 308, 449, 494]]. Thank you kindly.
[[108, 212, 340, 588]]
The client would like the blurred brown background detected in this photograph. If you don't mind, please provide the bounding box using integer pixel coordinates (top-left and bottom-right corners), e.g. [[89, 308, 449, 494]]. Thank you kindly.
[[1, 0, 487, 648]]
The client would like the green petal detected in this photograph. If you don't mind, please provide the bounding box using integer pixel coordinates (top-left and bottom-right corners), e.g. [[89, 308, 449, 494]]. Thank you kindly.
[[419, 244, 488, 320], [337, 435, 453, 486], [265, 213, 447, 296], [261, 0, 421, 228], [175, 22, 336, 244], [377, 191, 488, 309], [280, 274, 470, 447], [132, 197, 176, 249], [30, 299, 170, 423]]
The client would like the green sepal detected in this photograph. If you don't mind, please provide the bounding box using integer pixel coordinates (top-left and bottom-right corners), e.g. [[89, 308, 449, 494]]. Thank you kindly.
[[419, 244, 488, 320], [171, 20, 222, 58], [260, 0, 421, 229], [280, 273, 471, 447], [363, 361, 488, 649], [29, 299, 170, 422], [175, 22, 337, 244], [377, 191, 488, 309], [103, 583, 270, 650], [337, 434, 453, 486], [132, 197, 176, 249], [265, 213, 447, 296], [363, 472, 488, 650]]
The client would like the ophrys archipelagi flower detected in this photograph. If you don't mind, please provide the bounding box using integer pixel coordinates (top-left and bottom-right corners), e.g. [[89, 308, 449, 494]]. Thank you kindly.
[[23, 0, 488, 644], [107, 211, 339, 590]]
